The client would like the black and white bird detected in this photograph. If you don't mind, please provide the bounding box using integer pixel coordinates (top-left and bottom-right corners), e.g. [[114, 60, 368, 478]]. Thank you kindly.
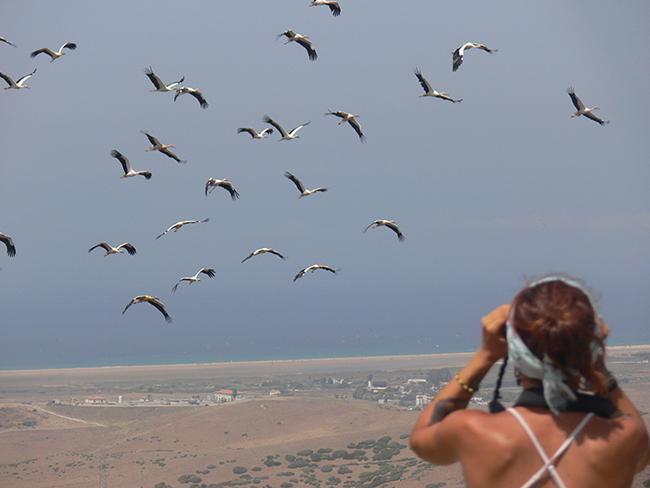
[[0, 232, 16, 257], [278, 30, 318, 61], [237, 127, 274, 140], [174, 86, 208, 109], [263, 115, 310, 141], [325, 110, 365, 142], [110, 150, 152, 179], [0, 37, 17, 48], [88, 242, 136, 256], [567, 87, 609, 126], [30, 42, 77, 62], [144, 66, 184, 92], [414, 67, 462, 103], [293, 264, 338, 282], [171, 267, 216, 293], [364, 220, 405, 241], [122, 295, 172, 323], [241, 248, 286, 263], [452, 42, 497, 72], [309, 0, 341, 16], [205, 178, 240, 200], [156, 219, 210, 239], [141, 131, 186, 163], [0, 68, 36, 89], [284, 172, 327, 198]]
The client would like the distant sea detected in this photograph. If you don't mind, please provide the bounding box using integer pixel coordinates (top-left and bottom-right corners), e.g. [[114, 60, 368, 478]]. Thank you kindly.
[[0, 338, 641, 371], [1, 343, 473, 371]]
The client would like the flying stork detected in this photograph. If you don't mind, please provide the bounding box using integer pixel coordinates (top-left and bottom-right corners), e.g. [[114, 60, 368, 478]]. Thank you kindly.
[[141, 130, 186, 163], [237, 127, 274, 139], [284, 172, 327, 198], [309, 0, 341, 16], [0, 37, 17, 48], [205, 178, 240, 200], [567, 87, 609, 126], [0, 232, 16, 257], [263, 115, 310, 141], [241, 248, 286, 263], [414, 67, 462, 103], [293, 264, 338, 282], [122, 295, 172, 323], [0, 68, 36, 89], [174, 86, 208, 109], [452, 42, 497, 72], [144, 66, 184, 92], [30, 42, 77, 62], [171, 267, 216, 293], [325, 110, 365, 142], [110, 150, 152, 179], [364, 220, 405, 241], [156, 219, 210, 239], [88, 242, 136, 256], [278, 30, 318, 61]]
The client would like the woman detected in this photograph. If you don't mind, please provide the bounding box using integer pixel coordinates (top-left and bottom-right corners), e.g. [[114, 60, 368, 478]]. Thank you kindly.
[[410, 275, 649, 488]]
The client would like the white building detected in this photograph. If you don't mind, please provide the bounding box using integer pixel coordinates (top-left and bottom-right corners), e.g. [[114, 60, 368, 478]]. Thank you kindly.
[[84, 396, 106, 405], [407, 379, 427, 384], [214, 389, 235, 402], [415, 394, 434, 408]]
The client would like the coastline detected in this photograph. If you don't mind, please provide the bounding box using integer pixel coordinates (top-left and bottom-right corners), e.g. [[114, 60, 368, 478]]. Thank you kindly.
[[1, 344, 648, 377]]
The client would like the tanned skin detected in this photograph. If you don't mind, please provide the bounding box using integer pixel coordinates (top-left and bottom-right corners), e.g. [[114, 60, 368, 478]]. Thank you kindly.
[[410, 306, 650, 488]]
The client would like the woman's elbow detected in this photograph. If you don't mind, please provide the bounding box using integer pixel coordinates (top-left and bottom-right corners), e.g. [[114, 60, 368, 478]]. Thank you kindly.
[[409, 434, 424, 458], [409, 430, 438, 462]]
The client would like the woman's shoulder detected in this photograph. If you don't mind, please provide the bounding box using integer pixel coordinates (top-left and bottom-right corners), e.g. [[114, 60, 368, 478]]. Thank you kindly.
[[450, 406, 641, 445]]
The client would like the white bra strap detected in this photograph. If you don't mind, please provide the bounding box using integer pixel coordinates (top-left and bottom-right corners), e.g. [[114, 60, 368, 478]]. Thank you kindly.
[[507, 408, 595, 488], [507, 408, 568, 488]]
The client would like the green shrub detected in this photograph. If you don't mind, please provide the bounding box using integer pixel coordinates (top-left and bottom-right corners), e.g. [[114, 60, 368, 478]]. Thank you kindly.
[[287, 459, 309, 469], [177, 474, 201, 484]]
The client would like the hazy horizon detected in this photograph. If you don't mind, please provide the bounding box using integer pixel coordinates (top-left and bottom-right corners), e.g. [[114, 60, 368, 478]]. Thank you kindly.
[[1, 1, 649, 370]]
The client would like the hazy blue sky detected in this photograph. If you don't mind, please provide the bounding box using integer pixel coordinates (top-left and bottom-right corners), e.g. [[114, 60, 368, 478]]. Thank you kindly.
[[1, 1, 649, 369]]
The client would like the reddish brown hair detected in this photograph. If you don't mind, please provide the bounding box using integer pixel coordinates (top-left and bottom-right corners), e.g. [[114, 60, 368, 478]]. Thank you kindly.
[[512, 279, 608, 395]]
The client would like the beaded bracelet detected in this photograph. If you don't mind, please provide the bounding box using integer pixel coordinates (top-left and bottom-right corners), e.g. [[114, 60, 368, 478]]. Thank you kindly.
[[455, 374, 479, 394]]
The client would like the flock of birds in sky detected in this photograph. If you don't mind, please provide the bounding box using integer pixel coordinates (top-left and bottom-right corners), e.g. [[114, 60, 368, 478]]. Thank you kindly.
[[0, 2, 612, 322]]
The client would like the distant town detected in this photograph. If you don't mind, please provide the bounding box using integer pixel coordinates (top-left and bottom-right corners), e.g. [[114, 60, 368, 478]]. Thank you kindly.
[[44, 367, 489, 410]]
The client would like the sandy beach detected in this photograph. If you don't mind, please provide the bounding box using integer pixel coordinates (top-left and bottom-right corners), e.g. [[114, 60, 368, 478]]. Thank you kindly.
[[1, 344, 648, 380]]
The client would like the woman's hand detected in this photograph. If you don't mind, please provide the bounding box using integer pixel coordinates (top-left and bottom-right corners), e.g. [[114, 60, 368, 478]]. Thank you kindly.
[[478, 304, 510, 362]]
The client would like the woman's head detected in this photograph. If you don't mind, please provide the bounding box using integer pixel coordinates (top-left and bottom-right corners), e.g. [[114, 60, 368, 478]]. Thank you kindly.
[[510, 276, 608, 395]]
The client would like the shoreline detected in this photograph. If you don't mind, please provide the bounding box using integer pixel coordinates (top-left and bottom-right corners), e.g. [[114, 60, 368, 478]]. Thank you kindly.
[[1, 344, 648, 376]]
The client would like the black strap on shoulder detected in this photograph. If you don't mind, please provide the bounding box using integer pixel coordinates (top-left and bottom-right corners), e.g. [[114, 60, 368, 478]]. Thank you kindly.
[[514, 388, 618, 419]]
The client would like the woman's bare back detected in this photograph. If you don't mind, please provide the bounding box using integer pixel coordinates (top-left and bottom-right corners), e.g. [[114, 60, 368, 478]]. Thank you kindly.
[[457, 407, 643, 488]]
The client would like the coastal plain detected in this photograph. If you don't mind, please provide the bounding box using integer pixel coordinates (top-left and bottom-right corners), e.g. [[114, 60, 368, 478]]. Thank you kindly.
[[1, 346, 649, 488]]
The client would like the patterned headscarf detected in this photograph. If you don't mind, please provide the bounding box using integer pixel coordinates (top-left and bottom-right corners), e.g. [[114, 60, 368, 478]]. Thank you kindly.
[[506, 274, 603, 414]]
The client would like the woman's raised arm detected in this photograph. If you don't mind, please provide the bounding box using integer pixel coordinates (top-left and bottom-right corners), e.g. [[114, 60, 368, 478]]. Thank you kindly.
[[409, 305, 509, 464]]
